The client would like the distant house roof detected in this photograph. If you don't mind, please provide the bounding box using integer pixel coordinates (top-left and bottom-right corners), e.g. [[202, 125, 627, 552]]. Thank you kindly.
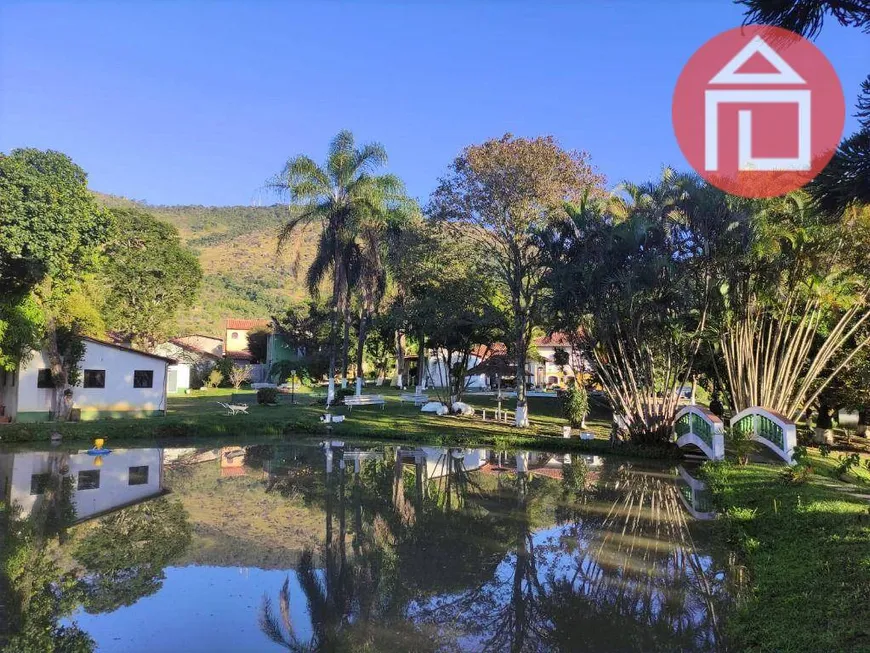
[[226, 349, 256, 362], [168, 338, 221, 360], [224, 318, 271, 331], [534, 332, 573, 347], [471, 343, 507, 359], [177, 334, 223, 342], [82, 336, 177, 364]]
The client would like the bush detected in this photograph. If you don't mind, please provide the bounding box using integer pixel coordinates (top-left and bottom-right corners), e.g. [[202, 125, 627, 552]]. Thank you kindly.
[[214, 358, 235, 387], [205, 369, 223, 389], [257, 387, 278, 405], [779, 463, 812, 485], [561, 385, 589, 428]]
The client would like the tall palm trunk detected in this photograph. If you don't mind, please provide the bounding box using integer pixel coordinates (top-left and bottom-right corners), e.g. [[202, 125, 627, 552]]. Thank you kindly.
[[340, 296, 351, 389], [355, 307, 369, 396], [327, 263, 342, 406]]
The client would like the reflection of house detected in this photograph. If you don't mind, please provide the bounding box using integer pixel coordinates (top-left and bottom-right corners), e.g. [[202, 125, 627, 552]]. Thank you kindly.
[[220, 446, 247, 477], [419, 447, 488, 478], [224, 318, 271, 363], [0, 337, 173, 422], [0, 448, 165, 521]]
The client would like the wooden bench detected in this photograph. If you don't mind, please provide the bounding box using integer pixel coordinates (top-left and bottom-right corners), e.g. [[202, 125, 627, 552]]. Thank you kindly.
[[343, 394, 386, 411], [400, 392, 429, 406]]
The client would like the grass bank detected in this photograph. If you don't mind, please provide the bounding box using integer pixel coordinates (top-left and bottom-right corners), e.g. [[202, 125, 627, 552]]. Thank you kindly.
[[0, 388, 678, 459], [703, 461, 870, 652]]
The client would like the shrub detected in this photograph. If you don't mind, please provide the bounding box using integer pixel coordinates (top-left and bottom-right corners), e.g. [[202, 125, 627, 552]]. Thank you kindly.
[[780, 463, 812, 485], [835, 452, 861, 478], [561, 385, 589, 428], [726, 426, 754, 465], [257, 387, 278, 405], [205, 369, 223, 389]]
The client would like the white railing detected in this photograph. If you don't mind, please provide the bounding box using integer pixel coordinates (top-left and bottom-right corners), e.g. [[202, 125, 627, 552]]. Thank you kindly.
[[730, 407, 797, 465], [673, 405, 726, 460]]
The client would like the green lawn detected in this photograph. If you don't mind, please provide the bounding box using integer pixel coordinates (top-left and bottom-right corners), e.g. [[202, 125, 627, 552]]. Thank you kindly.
[[703, 461, 870, 652], [1, 385, 666, 457]]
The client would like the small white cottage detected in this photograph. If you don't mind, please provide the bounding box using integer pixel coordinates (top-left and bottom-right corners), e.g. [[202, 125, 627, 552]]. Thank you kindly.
[[0, 337, 173, 423]]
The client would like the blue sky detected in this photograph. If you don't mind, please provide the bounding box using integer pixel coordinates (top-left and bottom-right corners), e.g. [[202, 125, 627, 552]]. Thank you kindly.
[[1, 1, 867, 206]]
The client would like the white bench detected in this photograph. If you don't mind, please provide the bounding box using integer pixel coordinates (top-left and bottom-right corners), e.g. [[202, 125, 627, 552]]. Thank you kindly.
[[343, 394, 386, 411], [400, 392, 429, 406]]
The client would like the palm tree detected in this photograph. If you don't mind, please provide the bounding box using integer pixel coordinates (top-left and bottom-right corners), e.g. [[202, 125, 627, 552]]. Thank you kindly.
[[272, 130, 404, 404]]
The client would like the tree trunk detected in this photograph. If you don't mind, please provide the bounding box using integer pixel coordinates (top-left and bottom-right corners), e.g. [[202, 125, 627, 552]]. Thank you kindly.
[[857, 408, 869, 438], [327, 273, 341, 406], [417, 330, 426, 390], [393, 330, 406, 388], [340, 297, 350, 390], [44, 319, 72, 421], [354, 307, 368, 396], [515, 317, 529, 428]]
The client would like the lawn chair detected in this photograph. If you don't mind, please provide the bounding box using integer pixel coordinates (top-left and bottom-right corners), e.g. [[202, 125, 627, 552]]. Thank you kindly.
[[217, 401, 250, 416]]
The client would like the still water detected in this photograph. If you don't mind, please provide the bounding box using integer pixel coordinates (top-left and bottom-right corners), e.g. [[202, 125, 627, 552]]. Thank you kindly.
[[0, 440, 732, 652]]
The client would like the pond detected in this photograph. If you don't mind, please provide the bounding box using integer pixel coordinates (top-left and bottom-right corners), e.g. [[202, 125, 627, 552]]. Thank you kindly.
[[0, 439, 733, 652]]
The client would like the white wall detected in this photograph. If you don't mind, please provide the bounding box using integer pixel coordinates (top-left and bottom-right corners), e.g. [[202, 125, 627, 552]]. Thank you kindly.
[[424, 353, 488, 389], [15, 340, 168, 418], [0, 448, 163, 521], [167, 364, 191, 393]]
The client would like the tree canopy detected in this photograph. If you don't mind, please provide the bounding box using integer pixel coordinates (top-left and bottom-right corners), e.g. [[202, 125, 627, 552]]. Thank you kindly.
[[100, 207, 202, 347]]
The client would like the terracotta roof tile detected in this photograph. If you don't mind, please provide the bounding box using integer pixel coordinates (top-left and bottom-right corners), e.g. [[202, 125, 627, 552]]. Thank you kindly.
[[225, 318, 271, 330]]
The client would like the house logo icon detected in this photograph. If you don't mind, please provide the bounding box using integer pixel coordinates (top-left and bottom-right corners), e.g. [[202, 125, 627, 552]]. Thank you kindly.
[[673, 26, 845, 198]]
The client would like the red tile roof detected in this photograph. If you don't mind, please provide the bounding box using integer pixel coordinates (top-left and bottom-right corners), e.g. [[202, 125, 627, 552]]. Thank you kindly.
[[225, 318, 271, 331], [168, 338, 221, 360], [471, 343, 507, 359], [534, 332, 573, 346]]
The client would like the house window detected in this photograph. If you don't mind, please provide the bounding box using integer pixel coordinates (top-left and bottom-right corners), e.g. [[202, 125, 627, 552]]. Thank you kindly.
[[83, 370, 106, 388], [133, 370, 154, 388], [37, 369, 54, 388], [128, 466, 149, 485], [231, 332, 239, 339], [30, 473, 51, 495], [77, 470, 100, 490]]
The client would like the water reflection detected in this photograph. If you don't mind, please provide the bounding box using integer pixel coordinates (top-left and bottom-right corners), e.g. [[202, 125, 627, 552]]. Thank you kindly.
[[0, 443, 731, 652]]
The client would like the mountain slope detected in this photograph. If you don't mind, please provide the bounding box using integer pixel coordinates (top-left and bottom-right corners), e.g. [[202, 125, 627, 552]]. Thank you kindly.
[[95, 193, 319, 336]]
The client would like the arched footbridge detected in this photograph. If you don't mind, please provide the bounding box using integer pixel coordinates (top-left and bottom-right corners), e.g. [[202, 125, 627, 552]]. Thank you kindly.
[[674, 405, 798, 464]]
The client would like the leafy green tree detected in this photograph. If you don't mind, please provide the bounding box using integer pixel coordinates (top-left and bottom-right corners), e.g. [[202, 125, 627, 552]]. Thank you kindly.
[[544, 170, 722, 443], [0, 150, 112, 387], [562, 385, 589, 428], [270, 131, 407, 404], [400, 222, 502, 404], [100, 208, 201, 347], [429, 134, 604, 426]]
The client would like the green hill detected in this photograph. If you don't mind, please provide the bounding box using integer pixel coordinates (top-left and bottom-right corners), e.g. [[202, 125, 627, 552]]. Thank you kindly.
[[94, 193, 318, 337]]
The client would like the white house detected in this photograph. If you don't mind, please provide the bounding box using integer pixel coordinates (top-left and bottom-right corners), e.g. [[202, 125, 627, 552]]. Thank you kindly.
[[0, 447, 165, 522], [528, 333, 589, 388], [0, 336, 173, 423], [419, 348, 491, 390]]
